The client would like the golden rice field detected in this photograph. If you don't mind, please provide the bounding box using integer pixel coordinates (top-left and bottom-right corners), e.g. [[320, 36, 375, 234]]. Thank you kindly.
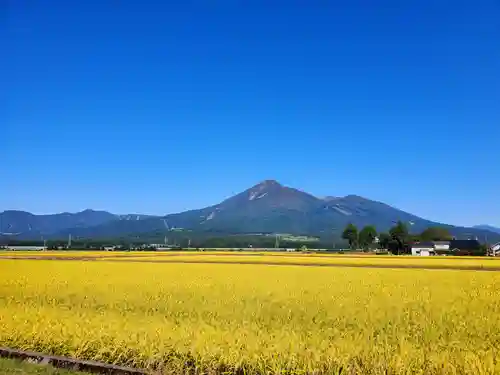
[[96, 253, 500, 270], [2, 250, 500, 270], [1, 257, 500, 374]]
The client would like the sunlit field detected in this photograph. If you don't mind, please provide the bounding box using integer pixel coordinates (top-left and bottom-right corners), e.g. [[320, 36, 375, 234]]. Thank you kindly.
[[1, 259, 500, 374], [97, 253, 500, 270], [2, 250, 500, 270]]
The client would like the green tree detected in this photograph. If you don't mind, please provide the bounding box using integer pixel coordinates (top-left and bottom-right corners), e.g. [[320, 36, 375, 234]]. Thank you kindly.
[[378, 232, 391, 249], [359, 225, 377, 250], [389, 221, 409, 255], [408, 234, 421, 243], [420, 227, 452, 241], [342, 223, 359, 249]]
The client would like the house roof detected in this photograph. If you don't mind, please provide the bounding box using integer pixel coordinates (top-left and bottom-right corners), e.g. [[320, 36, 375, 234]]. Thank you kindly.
[[433, 241, 450, 245], [411, 242, 435, 248], [449, 239, 481, 250]]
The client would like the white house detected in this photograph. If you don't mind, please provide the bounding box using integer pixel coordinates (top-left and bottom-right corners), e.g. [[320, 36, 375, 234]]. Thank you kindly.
[[490, 242, 500, 256], [433, 241, 450, 251], [411, 242, 436, 256], [6, 245, 46, 251]]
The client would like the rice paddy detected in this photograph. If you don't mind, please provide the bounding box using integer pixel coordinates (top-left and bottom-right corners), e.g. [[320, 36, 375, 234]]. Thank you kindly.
[[95, 252, 500, 270], [2, 250, 500, 270], [1, 253, 500, 374]]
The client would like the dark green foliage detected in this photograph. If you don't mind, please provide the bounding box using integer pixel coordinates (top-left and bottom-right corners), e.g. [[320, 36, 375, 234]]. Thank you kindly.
[[358, 225, 377, 250], [377, 232, 391, 249], [342, 223, 359, 249], [420, 227, 452, 241], [389, 221, 409, 255], [5, 235, 328, 251]]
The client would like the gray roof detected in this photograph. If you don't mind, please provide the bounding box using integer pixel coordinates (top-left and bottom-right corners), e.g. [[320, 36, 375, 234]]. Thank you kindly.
[[411, 242, 435, 248]]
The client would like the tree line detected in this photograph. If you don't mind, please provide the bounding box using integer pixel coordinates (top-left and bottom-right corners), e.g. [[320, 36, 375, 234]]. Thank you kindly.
[[2, 224, 487, 255], [1, 236, 331, 251], [341, 221, 464, 254]]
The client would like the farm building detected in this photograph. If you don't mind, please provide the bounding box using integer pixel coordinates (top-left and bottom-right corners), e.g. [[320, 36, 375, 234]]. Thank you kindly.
[[410, 239, 487, 256], [6, 245, 45, 251], [490, 242, 500, 256], [449, 239, 481, 253], [433, 241, 450, 251], [411, 242, 436, 256]]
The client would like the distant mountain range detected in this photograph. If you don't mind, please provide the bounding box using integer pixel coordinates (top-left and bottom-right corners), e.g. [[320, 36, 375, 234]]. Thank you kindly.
[[473, 225, 500, 235], [1, 180, 499, 242]]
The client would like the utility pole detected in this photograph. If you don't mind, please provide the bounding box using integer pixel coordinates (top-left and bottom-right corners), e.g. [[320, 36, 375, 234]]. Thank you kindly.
[[68, 234, 72, 249], [274, 234, 280, 249]]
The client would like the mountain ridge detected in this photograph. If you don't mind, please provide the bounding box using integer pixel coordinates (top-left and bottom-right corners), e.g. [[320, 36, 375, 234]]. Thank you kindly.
[[1, 180, 499, 242], [473, 225, 500, 235]]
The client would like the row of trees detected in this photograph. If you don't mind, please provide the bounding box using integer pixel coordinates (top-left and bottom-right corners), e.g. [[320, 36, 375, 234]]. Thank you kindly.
[[341, 221, 455, 254], [2, 236, 330, 251], [341, 224, 378, 250]]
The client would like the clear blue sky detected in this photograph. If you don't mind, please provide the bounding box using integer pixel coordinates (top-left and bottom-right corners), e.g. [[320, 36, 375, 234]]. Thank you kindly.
[[3, 0, 499, 227]]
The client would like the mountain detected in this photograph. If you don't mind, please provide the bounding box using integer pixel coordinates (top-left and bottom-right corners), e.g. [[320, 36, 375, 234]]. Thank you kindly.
[[473, 225, 500, 234], [177, 179, 321, 234], [48, 180, 500, 242], [2, 180, 499, 242], [160, 182, 497, 241], [49, 180, 320, 238], [161, 181, 432, 235], [0, 209, 116, 236], [0, 209, 157, 239]]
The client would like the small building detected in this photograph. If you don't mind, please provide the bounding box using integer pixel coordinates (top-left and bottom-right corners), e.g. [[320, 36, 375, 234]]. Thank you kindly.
[[449, 239, 481, 253], [148, 244, 180, 251], [6, 245, 46, 251], [411, 242, 436, 256], [433, 241, 450, 251], [490, 242, 500, 256], [155, 246, 172, 251]]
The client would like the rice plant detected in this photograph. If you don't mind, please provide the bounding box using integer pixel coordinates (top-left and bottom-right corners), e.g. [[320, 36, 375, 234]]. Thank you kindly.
[[1, 259, 499, 374]]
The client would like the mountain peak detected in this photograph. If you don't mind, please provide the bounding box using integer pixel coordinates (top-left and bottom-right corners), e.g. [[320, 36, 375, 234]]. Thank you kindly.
[[343, 194, 367, 200], [322, 196, 339, 201], [4, 182, 500, 244], [244, 180, 283, 201], [246, 180, 283, 195], [256, 179, 281, 188]]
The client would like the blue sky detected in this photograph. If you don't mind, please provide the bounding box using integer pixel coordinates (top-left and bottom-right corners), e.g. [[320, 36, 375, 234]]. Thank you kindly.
[[3, 0, 499, 226]]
